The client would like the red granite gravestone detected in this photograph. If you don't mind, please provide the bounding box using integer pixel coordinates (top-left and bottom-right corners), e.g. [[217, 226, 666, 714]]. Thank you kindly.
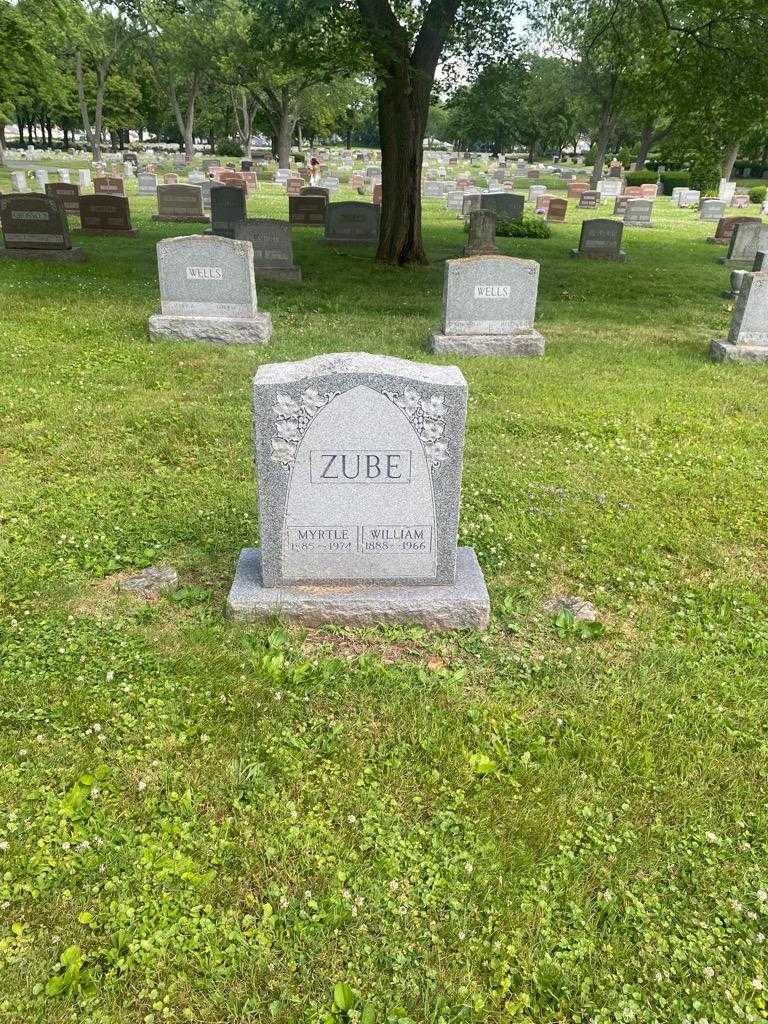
[[78, 194, 137, 236], [0, 192, 85, 261], [547, 197, 567, 223], [93, 175, 125, 197], [707, 215, 761, 246]]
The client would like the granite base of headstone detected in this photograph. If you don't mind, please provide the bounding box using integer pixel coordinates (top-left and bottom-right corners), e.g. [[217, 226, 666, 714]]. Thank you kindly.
[[148, 234, 272, 345], [226, 352, 490, 630], [710, 270, 768, 363], [427, 255, 545, 357]]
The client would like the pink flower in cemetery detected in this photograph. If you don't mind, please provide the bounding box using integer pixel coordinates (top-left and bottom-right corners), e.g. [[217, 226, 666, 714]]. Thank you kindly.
[[421, 395, 446, 419]]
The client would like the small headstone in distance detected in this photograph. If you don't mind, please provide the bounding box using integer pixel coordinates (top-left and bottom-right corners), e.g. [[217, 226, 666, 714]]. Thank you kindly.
[[707, 215, 761, 246], [210, 185, 247, 238], [323, 202, 379, 245], [481, 193, 523, 222], [578, 190, 600, 209], [78, 194, 137, 236], [427, 255, 545, 357], [153, 184, 209, 223], [93, 175, 125, 197], [226, 352, 490, 630], [710, 269, 768, 363], [233, 218, 302, 283], [571, 219, 627, 261], [45, 182, 81, 218], [463, 210, 498, 256], [148, 233, 272, 344], [623, 198, 653, 228], [0, 193, 85, 262], [718, 222, 768, 268], [546, 197, 567, 222], [700, 199, 726, 222], [289, 194, 327, 227], [118, 565, 179, 598]]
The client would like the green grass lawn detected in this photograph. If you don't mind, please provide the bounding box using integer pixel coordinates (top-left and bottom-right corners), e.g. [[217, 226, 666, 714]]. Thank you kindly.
[[2, 166, 768, 1024]]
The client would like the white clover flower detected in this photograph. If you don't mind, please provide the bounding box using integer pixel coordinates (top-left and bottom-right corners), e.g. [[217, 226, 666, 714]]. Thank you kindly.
[[388, 879, 399, 892], [138, 780, 147, 791], [757, 889, 768, 902], [200, 734, 209, 744], [752, 978, 764, 991], [464, 862, 474, 874], [703, 966, 715, 979], [0, 841, 9, 851], [279, 896, 288, 909]]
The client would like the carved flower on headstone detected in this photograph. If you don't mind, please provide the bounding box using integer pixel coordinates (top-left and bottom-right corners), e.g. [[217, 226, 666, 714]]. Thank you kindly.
[[424, 441, 448, 466], [300, 388, 329, 415], [393, 387, 421, 417], [270, 438, 296, 464], [274, 417, 301, 441], [421, 395, 446, 419], [421, 418, 445, 442], [273, 394, 300, 418]]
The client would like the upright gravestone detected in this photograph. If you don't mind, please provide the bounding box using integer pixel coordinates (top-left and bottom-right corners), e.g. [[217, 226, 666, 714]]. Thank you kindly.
[[324, 202, 379, 245], [234, 218, 301, 283], [0, 193, 85, 262], [45, 182, 81, 218], [11, 171, 28, 193], [579, 190, 600, 209], [707, 215, 761, 246], [57, 169, 71, 184], [153, 184, 209, 223], [546, 197, 567, 223], [138, 173, 157, 196], [226, 352, 490, 629], [571, 219, 626, 261], [78, 195, 137, 236], [480, 192, 523, 222], [710, 270, 768, 363], [427, 255, 545, 357], [463, 210, 498, 256], [33, 169, 49, 189], [78, 169, 92, 190], [700, 199, 726, 222], [289, 194, 327, 227], [719, 221, 768, 267], [613, 195, 629, 216], [623, 198, 653, 228], [148, 234, 272, 344], [93, 175, 125, 197], [724, 250, 768, 299], [462, 193, 482, 219], [210, 185, 247, 238]]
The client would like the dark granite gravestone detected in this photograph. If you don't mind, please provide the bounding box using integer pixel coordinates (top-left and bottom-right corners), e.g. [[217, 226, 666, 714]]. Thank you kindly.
[[571, 219, 627, 261], [0, 192, 84, 262], [210, 185, 247, 238], [289, 194, 327, 227], [234, 218, 302, 282], [78, 194, 137, 236], [578, 190, 600, 209], [45, 182, 81, 218], [480, 192, 523, 222], [323, 202, 380, 244]]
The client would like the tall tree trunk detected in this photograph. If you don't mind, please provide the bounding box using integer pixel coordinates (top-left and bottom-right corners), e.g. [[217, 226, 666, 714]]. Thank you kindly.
[[277, 99, 294, 168], [169, 74, 199, 163], [0, 125, 5, 166], [17, 117, 25, 146], [633, 123, 656, 169], [75, 50, 102, 159], [346, 127, 352, 148], [377, 72, 429, 265], [589, 105, 615, 188], [721, 141, 739, 180]]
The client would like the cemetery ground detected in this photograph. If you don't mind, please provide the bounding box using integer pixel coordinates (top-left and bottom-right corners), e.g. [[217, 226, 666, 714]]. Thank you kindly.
[[2, 172, 768, 1024]]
